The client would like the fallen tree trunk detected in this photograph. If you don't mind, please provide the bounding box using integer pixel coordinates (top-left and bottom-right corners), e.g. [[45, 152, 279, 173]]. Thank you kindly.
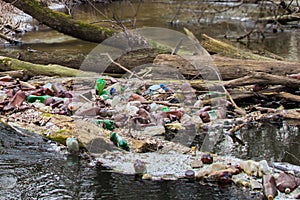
[[2, 0, 115, 43], [154, 54, 300, 80], [257, 13, 300, 24], [211, 56, 300, 80], [224, 72, 300, 88], [0, 56, 99, 78], [1, 51, 300, 81], [0, 33, 21, 45], [200, 34, 279, 61]]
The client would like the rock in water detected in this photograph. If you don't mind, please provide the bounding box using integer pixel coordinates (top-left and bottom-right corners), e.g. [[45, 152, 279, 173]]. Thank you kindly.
[[66, 137, 79, 154], [134, 159, 147, 174]]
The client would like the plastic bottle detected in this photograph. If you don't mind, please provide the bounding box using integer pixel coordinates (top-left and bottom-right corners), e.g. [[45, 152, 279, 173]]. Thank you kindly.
[[240, 160, 260, 177], [100, 90, 110, 100], [95, 78, 106, 95], [232, 177, 250, 187], [66, 137, 79, 153], [201, 154, 213, 164], [52, 82, 67, 96], [276, 172, 298, 193], [110, 132, 130, 151], [185, 170, 195, 179], [134, 159, 147, 174], [191, 146, 197, 156], [263, 174, 278, 200], [161, 106, 170, 112], [27, 95, 51, 103], [259, 160, 271, 176], [95, 119, 115, 130], [207, 110, 217, 120]]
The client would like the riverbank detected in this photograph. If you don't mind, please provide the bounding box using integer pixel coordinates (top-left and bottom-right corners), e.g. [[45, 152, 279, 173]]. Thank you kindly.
[[0, 72, 299, 199], [0, 1, 299, 199]]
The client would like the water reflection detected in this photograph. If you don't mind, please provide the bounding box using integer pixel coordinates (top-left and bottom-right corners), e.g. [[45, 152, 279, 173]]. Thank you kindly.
[[214, 122, 300, 166], [0, 123, 259, 199], [5, 1, 300, 63]]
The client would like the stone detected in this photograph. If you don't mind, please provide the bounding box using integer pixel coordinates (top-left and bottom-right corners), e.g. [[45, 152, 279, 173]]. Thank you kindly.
[[190, 160, 203, 168], [143, 125, 165, 137]]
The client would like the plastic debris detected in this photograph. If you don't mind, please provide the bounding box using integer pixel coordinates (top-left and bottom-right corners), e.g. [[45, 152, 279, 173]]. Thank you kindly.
[[134, 159, 147, 174], [66, 137, 80, 154], [263, 174, 278, 200], [95, 78, 106, 95], [95, 119, 115, 130], [201, 154, 213, 164], [110, 132, 130, 151]]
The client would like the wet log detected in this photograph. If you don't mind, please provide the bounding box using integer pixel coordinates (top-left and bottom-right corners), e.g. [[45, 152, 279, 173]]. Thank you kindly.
[[0, 70, 30, 79], [200, 34, 276, 61], [257, 13, 300, 24], [154, 54, 300, 80], [272, 92, 300, 103], [223, 73, 300, 104], [224, 72, 300, 89], [2, 0, 114, 43], [0, 33, 21, 45], [0, 56, 99, 78], [1, 49, 299, 80]]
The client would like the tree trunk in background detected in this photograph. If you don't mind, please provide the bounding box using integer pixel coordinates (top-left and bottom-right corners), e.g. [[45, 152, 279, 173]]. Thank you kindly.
[[2, 0, 115, 43]]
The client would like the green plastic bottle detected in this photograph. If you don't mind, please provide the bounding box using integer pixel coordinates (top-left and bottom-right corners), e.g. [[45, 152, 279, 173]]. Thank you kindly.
[[95, 79, 106, 95], [27, 95, 51, 103], [100, 90, 110, 100], [95, 119, 115, 130], [110, 132, 130, 151], [161, 106, 170, 112]]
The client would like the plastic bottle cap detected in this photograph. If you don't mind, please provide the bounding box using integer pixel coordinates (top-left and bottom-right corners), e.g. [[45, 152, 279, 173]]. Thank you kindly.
[[267, 195, 274, 200], [285, 188, 291, 194]]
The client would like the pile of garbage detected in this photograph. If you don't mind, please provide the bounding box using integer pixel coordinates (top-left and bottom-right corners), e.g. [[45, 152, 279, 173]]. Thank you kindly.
[[0, 74, 300, 199]]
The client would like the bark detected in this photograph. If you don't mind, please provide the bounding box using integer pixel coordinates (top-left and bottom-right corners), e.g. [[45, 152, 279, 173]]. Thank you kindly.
[[257, 13, 300, 24], [212, 56, 300, 80], [154, 54, 300, 80], [0, 56, 99, 78], [2, 0, 115, 43], [0, 70, 30, 79], [200, 34, 277, 61], [0, 33, 21, 45], [224, 72, 300, 88]]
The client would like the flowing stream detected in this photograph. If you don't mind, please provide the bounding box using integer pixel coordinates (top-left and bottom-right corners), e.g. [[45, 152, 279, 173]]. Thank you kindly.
[[0, 123, 261, 199]]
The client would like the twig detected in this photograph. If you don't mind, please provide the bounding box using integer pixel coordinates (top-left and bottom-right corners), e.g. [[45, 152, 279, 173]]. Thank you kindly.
[[283, 151, 300, 165], [224, 87, 246, 115], [141, 100, 181, 107], [7, 122, 29, 136], [172, 38, 184, 55], [0, 32, 21, 45], [131, 0, 143, 28], [100, 53, 143, 80]]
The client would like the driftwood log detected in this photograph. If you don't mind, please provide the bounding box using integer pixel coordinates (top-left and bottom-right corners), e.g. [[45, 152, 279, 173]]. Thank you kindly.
[[1, 33, 300, 80], [0, 56, 99, 78], [154, 54, 300, 80]]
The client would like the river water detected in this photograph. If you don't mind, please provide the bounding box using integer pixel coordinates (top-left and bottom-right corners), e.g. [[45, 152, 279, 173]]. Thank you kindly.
[[1, 1, 300, 199], [19, 0, 300, 61], [0, 123, 261, 199]]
